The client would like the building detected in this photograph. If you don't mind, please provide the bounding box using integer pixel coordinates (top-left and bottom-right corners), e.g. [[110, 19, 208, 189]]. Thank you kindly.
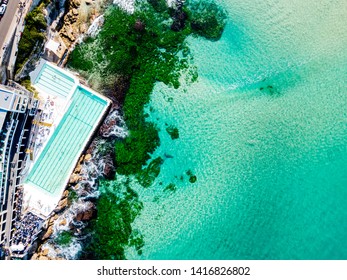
[[0, 60, 111, 259], [0, 83, 38, 257]]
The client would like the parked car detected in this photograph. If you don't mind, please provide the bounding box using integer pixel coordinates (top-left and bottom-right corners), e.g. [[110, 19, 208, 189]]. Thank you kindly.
[[0, 4, 6, 16]]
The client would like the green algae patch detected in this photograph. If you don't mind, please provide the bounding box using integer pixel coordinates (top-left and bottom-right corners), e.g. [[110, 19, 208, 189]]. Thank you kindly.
[[186, 169, 197, 183], [187, 0, 227, 41], [115, 123, 160, 176], [129, 229, 145, 255], [68, 1, 227, 183], [136, 157, 164, 188], [55, 231, 73, 246], [67, 0, 226, 259], [82, 179, 143, 260], [67, 189, 78, 203], [189, 175, 197, 183], [164, 183, 177, 192], [166, 125, 179, 140], [148, 0, 168, 12], [69, 4, 191, 178]]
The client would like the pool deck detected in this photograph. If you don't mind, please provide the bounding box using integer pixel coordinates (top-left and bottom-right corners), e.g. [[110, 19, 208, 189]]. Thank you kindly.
[[22, 60, 111, 217]]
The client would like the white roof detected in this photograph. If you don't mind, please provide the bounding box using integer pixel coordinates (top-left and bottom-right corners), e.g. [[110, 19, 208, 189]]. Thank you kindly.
[[0, 88, 15, 111], [45, 39, 60, 53]]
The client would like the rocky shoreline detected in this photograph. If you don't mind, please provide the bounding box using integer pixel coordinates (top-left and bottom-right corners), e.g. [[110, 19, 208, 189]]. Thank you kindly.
[[58, 0, 106, 49], [2, 0, 126, 260]]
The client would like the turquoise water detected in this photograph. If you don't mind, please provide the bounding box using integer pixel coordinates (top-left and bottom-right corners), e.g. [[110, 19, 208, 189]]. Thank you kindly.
[[126, 0, 347, 259]]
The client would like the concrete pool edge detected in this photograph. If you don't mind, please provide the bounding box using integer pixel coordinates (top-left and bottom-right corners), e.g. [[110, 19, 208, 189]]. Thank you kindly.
[[22, 59, 111, 218]]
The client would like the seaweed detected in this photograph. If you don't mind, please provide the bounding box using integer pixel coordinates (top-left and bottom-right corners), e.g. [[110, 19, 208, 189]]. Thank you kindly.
[[82, 179, 143, 260], [164, 183, 177, 192], [166, 125, 179, 140], [55, 231, 72, 246], [186, 169, 197, 183], [68, 1, 226, 180], [187, 0, 227, 41], [189, 175, 197, 183], [67, 189, 78, 203], [136, 157, 164, 188]]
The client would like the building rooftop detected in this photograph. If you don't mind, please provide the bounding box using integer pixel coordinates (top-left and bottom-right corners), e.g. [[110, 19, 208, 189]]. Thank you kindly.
[[0, 89, 14, 111]]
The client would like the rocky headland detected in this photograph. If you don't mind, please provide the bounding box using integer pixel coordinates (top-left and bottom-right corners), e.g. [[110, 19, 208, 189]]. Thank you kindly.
[[58, 0, 107, 49]]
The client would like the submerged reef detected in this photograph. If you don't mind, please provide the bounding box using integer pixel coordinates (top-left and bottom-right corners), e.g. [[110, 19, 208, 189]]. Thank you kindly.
[[187, 0, 227, 41], [68, 0, 226, 259], [136, 157, 164, 188], [166, 125, 179, 140], [164, 183, 177, 192], [186, 169, 197, 183]]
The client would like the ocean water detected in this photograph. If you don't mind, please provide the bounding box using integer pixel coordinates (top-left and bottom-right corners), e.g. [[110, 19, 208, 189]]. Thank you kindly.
[[126, 0, 347, 259]]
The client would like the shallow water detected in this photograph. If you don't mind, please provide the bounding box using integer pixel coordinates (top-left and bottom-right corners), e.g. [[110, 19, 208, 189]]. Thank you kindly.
[[126, 0, 347, 259]]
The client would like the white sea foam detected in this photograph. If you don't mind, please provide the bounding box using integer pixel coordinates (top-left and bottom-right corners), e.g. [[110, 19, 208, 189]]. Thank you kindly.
[[87, 15, 105, 38], [113, 0, 135, 13], [100, 109, 128, 138], [112, 0, 182, 13]]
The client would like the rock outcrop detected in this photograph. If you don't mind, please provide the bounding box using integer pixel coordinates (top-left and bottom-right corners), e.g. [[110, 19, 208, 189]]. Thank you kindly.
[[84, 154, 92, 161], [58, 0, 105, 49], [41, 226, 54, 241], [69, 173, 82, 184], [75, 208, 95, 222]]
